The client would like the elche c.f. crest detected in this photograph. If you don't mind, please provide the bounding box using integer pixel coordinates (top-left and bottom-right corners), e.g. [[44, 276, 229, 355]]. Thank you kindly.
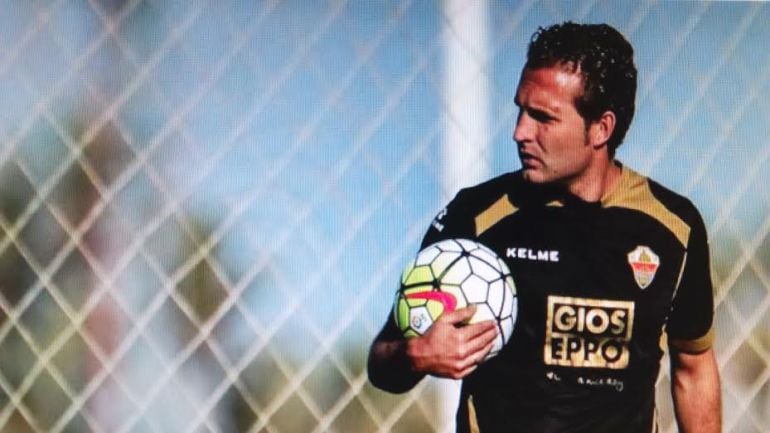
[[627, 246, 660, 289]]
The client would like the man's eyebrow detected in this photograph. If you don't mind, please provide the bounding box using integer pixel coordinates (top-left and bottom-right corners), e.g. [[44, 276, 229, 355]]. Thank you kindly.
[[522, 102, 560, 119]]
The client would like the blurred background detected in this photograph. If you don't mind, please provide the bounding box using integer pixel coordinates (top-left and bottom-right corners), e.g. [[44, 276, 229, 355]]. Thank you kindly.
[[0, 1, 768, 432]]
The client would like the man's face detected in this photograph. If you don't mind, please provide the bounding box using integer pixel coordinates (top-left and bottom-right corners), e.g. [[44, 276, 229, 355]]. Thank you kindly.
[[513, 66, 595, 186]]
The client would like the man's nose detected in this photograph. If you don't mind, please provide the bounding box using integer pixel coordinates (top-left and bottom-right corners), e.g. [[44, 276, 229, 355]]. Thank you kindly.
[[513, 112, 533, 144]]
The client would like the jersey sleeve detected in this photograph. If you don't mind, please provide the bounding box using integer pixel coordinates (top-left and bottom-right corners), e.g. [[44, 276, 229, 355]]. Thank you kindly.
[[420, 189, 478, 249], [666, 208, 715, 353]]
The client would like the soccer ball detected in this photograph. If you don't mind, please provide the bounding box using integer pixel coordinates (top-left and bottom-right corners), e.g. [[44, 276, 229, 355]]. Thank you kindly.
[[393, 238, 517, 360]]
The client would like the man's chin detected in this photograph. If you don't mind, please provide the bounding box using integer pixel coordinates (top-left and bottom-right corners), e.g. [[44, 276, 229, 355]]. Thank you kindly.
[[521, 169, 549, 184]]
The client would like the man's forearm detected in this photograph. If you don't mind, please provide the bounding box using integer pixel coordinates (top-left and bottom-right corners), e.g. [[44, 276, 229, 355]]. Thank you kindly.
[[671, 348, 721, 433]]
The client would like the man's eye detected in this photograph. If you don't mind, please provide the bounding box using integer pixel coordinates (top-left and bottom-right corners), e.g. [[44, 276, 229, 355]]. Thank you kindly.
[[530, 110, 553, 122]]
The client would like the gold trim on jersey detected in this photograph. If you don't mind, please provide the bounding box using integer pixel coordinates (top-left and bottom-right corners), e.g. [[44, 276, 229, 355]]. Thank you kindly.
[[467, 395, 481, 433], [673, 251, 688, 297], [669, 325, 715, 353], [475, 195, 518, 236], [602, 167, 691, 248], [651, 407, 660, 433]]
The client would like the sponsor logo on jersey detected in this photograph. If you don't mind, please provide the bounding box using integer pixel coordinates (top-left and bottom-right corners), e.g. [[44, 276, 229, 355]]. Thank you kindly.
[[431, 207, 448, 232], [627, 245, 660, 289], [544, 296, 635, 369], [405, 291, 457, 313], [506, 246, 559, 262]]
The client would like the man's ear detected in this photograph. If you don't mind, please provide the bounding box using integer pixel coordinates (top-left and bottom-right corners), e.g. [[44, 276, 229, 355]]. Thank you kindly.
[[589, 111, 616, 149]]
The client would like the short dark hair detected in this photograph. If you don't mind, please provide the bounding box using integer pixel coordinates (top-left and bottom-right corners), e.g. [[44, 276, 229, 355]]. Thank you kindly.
[[526, 22, 637, 154]]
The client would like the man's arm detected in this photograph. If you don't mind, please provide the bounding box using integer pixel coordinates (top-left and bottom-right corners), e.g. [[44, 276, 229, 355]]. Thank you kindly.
[[368, 306, 497, 393], [670, 347, 721, 433]]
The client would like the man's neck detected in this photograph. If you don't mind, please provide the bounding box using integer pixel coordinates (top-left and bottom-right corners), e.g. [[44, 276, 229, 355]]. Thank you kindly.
[[565, 159, 622, 202]]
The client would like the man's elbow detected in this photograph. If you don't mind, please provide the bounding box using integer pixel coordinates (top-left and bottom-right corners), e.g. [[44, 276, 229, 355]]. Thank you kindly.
[[367, 363, 413, 394], [366, 345, 420, 394]]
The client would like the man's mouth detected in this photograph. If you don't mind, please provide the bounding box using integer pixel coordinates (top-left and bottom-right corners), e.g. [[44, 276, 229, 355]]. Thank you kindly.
[[519, 152, 540, 167]]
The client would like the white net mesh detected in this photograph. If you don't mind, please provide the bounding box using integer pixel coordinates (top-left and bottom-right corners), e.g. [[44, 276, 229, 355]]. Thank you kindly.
[[0, 1, 768, 432]]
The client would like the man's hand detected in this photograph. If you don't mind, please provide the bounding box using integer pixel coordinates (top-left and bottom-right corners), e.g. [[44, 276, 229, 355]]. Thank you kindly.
[[406, 305, 498, 380]]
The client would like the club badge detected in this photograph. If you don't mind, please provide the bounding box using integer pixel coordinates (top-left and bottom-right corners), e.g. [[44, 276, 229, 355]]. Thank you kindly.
[[627, 246, 660, 289]]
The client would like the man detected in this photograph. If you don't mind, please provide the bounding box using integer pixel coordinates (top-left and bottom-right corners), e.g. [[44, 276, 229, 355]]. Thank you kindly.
[[368, 22, 720, 433]]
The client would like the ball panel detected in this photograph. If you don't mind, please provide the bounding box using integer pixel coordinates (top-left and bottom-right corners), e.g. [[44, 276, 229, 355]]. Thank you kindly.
[[404, 329, 419, 338], [441, 257, 471, 285], [437, 239, 464, 253], [403, 285, 432, 306], [414, 244, 441, 266], [396, 297, 410, 332], [468, 303, 495, 323], [505, 275, 516, 291], [429, 251, 461, 278], [409, 306, 434, 335], [455, 238, 479, 252], [500, 315, 515, 338], [426, 299, 444, 319], [487, 279, 504, 315], [501, 283, 516, 318], [468, 256, 501, 283], [462, 274, 489, 303], [440, 285, 468, 309], [472, 248, 501, 270], [499, 258, 512, 275], [403, 264, 434, 287]]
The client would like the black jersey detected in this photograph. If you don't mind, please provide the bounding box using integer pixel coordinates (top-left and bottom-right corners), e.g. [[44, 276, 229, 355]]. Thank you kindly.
[[421, 166, 714, 433]]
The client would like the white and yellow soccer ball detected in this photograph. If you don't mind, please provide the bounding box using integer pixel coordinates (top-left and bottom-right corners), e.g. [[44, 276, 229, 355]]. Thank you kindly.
[[393, 238, 518, 361]]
